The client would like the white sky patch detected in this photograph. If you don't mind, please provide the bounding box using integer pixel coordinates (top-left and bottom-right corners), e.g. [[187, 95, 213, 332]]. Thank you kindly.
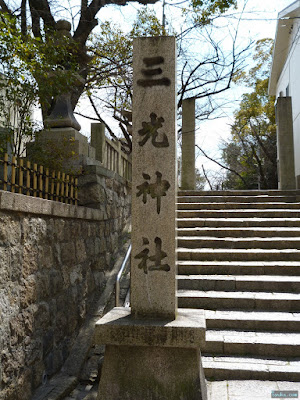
[[35, 0, 295, 184], [192, 0, 294, 179]]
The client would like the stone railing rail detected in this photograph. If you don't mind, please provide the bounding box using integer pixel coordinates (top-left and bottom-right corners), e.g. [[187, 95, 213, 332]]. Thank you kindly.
[[91, 123, 132, 182]]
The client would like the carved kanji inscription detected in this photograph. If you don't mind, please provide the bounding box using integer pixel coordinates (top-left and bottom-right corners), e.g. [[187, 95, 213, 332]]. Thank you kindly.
[[137, 56, 171, 87], [136, 171, 170, 214], [138, 112, 169, 148], [134, 237, 170, 274]]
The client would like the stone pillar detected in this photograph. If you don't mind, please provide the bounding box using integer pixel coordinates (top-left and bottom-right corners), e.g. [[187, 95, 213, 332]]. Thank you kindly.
[[95, 37, 207, 400], [91, 123, 106, 164], [276, 97, 296, 189], [181, 97, 196, 190], [130, 36, 177, 319]]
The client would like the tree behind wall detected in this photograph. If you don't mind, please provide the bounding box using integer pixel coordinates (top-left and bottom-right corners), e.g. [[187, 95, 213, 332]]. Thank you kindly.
[[221, 38, 277, 190], [0, 0, 237, 123], [0, 13, 79, 167]]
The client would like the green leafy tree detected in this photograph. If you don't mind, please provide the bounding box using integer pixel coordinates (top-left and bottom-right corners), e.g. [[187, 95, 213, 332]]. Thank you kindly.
[[0, 13, 79, 160], [0, 0, 239, 124], [0, 0, 160, 120], [0, 14, 37, 157], [222, 38, 277, 190]]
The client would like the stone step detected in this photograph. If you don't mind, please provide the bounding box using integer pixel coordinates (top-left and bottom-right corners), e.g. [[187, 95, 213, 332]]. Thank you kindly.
[[177, 218, 300, 228], [177, 261, 300, 276], [203, 330, 300, 358], [177, 290, 300, 311], [204, 310, 300, 332], [178, 190, 300, 196], [177, 202, 300, 210], [177, 248, 300, 262], [177, 236, 300, 250], [177, 195, 298, 203], [177, 227, 300, 238], [177, 209, 300, 218], [202, 355, 300, 381], [177, 275, 300, 292]]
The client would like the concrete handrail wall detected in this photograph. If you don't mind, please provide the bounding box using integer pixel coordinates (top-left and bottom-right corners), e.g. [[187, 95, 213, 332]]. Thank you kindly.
[[91, 123, 132, 182]]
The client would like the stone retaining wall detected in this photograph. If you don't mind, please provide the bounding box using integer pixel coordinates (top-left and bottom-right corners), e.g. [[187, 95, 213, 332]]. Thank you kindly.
[[0, 169, 131, 400]]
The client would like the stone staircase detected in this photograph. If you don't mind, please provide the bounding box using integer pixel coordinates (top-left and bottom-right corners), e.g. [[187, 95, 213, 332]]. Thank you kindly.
[[177, 190, 300, 381]]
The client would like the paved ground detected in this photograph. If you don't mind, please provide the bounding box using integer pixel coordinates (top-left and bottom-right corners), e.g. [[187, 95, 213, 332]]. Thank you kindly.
[[208, 380, 300, 400], [64, 379, 300, 400]]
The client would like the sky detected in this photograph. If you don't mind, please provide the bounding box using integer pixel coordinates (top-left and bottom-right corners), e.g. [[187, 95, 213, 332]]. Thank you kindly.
[[71, 0, 296, 185], [191, 0, 293, 184]]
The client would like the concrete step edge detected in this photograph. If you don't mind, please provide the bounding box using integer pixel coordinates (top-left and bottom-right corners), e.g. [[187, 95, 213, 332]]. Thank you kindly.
[[204, 309, 300, 322], [177, 191, 300, 196], [178, 190, 300, 195], [177, 228, 300, 237], [177, 275, 300, 282], [177, 290, 300, 299], [177, 248, 300, 253], [177, 236, 300, 242], [177, 260, 300, 266], [176, 202, 300, 205], [202, 355, 300, 379], [205, 330, 300, 345]]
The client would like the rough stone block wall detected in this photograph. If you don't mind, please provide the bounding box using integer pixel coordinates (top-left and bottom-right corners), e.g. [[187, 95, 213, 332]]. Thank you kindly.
[[0, 169, 131, 400]]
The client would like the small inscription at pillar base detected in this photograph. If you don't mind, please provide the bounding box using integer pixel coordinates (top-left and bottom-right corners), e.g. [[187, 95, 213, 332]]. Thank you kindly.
[[95, 307, 207, 400]]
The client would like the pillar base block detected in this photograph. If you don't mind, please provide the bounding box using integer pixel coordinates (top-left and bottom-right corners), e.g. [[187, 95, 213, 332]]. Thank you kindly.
[[95, 307, 207, 400]]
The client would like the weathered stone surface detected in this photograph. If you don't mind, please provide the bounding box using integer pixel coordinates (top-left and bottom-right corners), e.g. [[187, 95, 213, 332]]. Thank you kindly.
[[98, 344, 207, 400], [61, 242, 77, 266], [97, 36, 206, 400], [0, 165, 131, 400], [76, 240, 87, 264], [78, 183, 106, 206], [0, 247, 11, 284], [276, 97, 296, 189], [181, 97, 196, 190], [131, 36, 177, 319], [95, 307, 206, 348], [22, 244, 39, 278]]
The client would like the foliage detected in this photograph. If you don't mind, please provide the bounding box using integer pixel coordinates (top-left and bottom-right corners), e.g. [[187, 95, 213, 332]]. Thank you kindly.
[[0, 0, 162, 119], [222, 39, 277, 190], [0, 13, 37, 157], [28, 136, 80, 174], [188, 0, 237, 24], [0, 13, 79, 159], [81, 3, 249, 153], [0, 0, 244, 156], [85, 7, 167, 152]]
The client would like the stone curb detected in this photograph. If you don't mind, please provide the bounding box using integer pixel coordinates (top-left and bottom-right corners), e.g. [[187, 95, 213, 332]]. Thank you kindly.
[[0, 190, 104, 220], [32, 239, 131, 400], [83, 164, 132, 188]]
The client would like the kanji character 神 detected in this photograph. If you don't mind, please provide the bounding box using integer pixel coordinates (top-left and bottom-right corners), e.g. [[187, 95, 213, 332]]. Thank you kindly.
[[136, 171, 170, 214]]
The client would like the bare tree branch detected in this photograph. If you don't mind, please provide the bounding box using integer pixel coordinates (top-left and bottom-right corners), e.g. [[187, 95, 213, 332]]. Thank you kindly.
[[87, 93, 119, 142], [28, 0, 55, 31], [0, 0, 11, 14], [249, 121, 277, 167], [202, 165, 213, 190], [196, 144, 247, 185], [21, 0, 27, 36]]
